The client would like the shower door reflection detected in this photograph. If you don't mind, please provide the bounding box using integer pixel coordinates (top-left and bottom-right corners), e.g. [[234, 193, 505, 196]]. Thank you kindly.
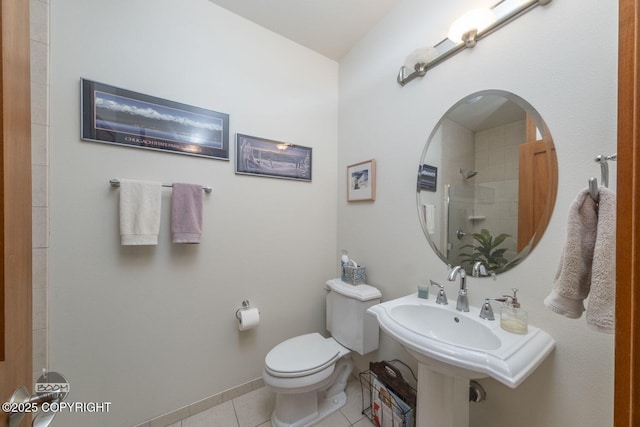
[[446, 181, 518, 272]]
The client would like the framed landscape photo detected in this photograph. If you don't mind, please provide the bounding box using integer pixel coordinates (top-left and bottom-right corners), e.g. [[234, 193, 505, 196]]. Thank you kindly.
[[347, 159, 376, 201], [81, 79, 230, 160], [235, 133, 312, 181], [418, 164, 437, 192]]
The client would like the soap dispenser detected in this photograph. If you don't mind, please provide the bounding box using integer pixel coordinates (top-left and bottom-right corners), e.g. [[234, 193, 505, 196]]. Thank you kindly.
[[340, 250, 349, 281], [500, 288, 528, 334]]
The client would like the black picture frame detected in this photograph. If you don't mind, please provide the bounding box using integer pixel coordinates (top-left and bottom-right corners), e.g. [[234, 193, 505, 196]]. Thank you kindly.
[[235, 133, 312, 181], [418, 164, 438, 191], [81, 78, 229, 160]]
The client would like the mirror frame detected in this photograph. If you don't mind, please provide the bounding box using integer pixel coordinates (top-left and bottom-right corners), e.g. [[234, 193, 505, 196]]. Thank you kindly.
[[417, 90, 558, 275]]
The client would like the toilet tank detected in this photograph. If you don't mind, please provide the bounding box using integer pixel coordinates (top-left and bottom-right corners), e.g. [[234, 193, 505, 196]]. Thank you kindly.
[[326, 279, 382, 355]]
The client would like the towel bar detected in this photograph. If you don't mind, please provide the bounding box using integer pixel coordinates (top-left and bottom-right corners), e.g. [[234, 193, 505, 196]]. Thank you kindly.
[[109, 179, 212, 193]]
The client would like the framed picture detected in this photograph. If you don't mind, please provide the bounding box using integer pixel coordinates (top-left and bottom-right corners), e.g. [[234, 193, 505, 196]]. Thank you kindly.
[[347, 159, 376, 201], [235, 133, 312, 181], [81, 78, 230, 160], [418, 164, 437, 192]]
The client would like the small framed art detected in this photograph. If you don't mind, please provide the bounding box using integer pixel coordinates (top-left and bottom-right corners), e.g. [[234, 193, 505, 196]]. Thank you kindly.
[[235, 133, 312, 181], [347, 159, 376, 202], [418, 164, 437, 192]]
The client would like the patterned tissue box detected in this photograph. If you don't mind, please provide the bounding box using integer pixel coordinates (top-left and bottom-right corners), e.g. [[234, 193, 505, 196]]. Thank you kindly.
[[343, 265, 366, 285]]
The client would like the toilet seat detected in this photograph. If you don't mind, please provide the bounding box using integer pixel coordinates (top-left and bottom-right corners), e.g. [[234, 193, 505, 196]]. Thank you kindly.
[[265, 333, 342, 378]]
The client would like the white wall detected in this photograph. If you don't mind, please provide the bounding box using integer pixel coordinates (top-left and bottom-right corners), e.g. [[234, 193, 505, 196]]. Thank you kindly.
[[338, 1, 617, 426], [49, 1, 338, 425]]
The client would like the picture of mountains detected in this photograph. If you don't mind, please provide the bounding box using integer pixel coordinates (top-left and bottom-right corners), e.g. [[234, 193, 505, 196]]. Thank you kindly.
[[82, 79, 230, 160]]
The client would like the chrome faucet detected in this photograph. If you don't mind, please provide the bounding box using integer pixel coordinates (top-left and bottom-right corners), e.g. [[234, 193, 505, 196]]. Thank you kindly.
[[472, 261, 487, 277], [447, 266, 469, 312], [430, 280, 448, 305], [472, 261, 497, 280]]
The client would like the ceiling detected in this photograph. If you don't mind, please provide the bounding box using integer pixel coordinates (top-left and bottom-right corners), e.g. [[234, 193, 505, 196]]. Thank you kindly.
[[448, 95, 525, 132], [208, 0, 402, 60]]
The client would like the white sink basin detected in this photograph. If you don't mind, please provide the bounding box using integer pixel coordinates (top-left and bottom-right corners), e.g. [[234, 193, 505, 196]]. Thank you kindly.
[[389, 304, 502, 351], [367, 293, 555, 388]]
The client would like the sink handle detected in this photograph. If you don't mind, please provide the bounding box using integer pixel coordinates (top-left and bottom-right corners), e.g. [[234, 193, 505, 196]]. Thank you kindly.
[[479, 300, 496, 320], [479, 297, 511, 320], [430, 280, 448, 305]]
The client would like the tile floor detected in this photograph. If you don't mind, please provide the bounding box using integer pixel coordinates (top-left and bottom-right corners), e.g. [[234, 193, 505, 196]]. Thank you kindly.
[[165, 377, 376, 427]]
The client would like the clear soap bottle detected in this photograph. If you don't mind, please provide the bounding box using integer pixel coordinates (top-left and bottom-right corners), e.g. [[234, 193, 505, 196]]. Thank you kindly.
[[500, 288, 528, 334], [340, 250, 349, 281]]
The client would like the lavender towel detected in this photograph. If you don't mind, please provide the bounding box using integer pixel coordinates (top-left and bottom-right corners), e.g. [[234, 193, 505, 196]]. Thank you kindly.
[[119, 179, 162, 245], [171, 183, 203, 244]]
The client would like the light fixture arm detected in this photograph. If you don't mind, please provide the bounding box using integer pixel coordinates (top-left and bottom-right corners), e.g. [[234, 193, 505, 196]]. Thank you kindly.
[[397, 62, 428, 86], [396, 0, 552, 86]]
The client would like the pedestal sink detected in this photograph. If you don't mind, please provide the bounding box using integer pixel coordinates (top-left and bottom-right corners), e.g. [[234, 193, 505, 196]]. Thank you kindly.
[[367, 293, 555, 427]]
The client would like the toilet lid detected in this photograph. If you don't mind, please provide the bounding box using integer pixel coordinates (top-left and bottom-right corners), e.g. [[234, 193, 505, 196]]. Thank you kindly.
[[265, 333, 341, 378]]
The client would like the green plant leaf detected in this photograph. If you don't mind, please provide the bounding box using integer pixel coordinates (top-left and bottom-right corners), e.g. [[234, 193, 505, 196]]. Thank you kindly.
[[457, 229, 512, 271]]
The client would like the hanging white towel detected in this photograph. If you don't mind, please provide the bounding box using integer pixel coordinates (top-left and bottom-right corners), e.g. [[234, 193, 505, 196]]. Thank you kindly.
[[119, 179, 162, 245], [544, 188, 597, 318], [424, 204, 435, 234], [586, 187, 616, 333]]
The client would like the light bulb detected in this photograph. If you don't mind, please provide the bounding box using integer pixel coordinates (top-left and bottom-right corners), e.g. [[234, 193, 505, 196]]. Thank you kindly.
[[447, 8, 496, 44]]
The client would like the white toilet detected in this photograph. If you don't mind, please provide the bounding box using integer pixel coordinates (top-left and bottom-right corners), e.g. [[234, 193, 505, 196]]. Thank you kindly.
[[263, 279, 382, 427]]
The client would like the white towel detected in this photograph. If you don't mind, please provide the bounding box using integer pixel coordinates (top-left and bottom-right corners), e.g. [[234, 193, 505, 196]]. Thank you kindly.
[[424, 204, 435, 234], [119, 179, 162, 245], [586, 187, 616, 333], [544, 188, 597, 318]]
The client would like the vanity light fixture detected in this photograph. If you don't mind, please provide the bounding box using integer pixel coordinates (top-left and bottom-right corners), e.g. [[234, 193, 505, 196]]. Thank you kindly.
[[397, 0, 552, 86], [447, 8, 496, 48], [396, 47, 439, 86]]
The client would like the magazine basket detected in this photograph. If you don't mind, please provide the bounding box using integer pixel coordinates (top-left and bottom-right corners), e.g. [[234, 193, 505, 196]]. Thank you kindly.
[[359, 361, 416, 427]]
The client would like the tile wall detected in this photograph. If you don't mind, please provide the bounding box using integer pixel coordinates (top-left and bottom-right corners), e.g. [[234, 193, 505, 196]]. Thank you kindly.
[[472, 120, 524, 256], [30, 0, 49, 386]]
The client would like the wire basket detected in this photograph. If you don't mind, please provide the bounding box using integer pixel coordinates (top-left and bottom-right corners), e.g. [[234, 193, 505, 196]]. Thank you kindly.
[[360, 361, 416, 427]]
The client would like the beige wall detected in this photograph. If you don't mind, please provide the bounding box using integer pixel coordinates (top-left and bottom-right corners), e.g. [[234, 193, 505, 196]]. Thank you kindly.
[[48, 1, 338, 425]]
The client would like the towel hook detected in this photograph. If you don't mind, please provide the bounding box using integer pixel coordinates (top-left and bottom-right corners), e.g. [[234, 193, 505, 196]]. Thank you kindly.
[[588, 153, 617, 201], [588, 177, 599, 202]]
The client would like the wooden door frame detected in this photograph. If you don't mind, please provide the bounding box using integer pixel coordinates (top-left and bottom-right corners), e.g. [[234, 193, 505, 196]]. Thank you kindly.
[[615, 0, 639, 425], [0, 0, 33, 425]]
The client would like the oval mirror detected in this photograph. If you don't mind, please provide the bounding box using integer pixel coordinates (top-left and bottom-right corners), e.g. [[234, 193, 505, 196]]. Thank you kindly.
[[417, 90, 558, 275]]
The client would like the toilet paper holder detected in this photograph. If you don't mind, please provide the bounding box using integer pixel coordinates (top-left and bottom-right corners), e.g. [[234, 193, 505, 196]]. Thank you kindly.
[[235, 299, 253, 319]]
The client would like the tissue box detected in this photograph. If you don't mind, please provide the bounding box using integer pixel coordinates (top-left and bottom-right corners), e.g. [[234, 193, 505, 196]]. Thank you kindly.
[[343, 265, 366, 285]]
